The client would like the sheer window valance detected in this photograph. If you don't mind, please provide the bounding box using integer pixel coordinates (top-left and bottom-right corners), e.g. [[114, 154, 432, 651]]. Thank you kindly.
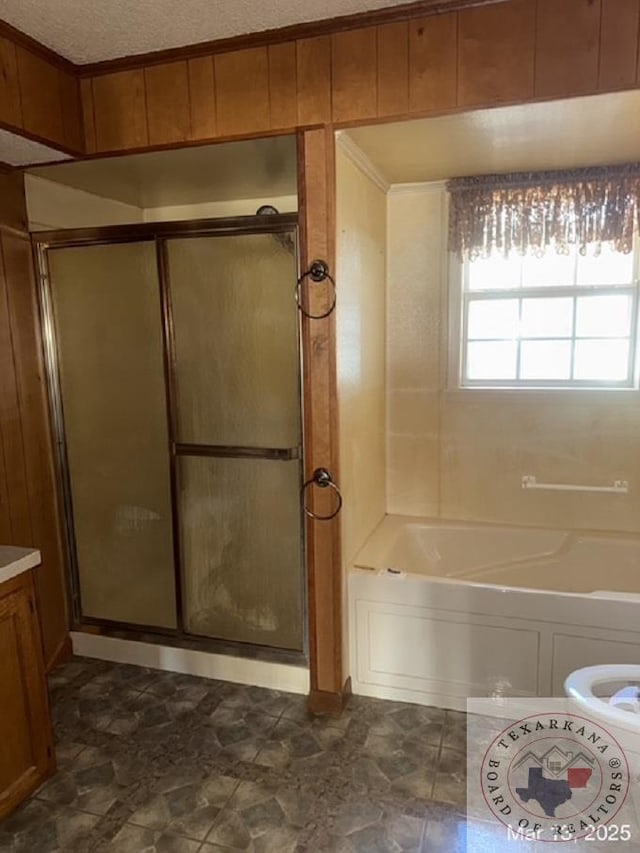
[[447, 163, 640, 259]]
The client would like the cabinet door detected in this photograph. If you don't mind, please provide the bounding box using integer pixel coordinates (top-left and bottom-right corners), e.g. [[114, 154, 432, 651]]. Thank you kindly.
[[0, 575, 54, 819]]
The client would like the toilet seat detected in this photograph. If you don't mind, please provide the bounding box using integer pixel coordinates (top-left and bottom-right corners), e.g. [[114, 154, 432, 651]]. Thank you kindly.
[[565, 665, 640, 734]]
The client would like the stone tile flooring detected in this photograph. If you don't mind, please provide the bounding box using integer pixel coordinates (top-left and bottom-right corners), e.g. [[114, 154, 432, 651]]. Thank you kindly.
[[0, 657, 550, 851]]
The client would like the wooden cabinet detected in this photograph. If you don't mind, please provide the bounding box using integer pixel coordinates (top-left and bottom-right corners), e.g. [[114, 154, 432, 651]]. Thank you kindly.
[[0, 569, 55, 820]]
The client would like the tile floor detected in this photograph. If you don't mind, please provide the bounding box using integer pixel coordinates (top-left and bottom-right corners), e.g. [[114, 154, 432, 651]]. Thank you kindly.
[[4, 657, 632, 852]]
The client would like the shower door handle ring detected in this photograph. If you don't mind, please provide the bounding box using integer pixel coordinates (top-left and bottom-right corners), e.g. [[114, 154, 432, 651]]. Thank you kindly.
[[302, 467, 343, 520], [296, 260, 336, 320]]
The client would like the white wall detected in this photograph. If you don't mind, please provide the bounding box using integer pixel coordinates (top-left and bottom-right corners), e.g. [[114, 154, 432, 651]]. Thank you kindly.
[[26, 174, 297, 230], [26, 174, 143, 230], [142, 195, 297, 222]]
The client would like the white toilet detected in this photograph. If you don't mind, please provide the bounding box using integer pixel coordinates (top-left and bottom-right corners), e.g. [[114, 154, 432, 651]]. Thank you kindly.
[[565, 665, 640, 779]]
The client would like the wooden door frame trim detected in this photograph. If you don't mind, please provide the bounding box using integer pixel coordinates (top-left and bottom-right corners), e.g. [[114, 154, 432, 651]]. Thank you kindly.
[[297, 127, 350, 715]]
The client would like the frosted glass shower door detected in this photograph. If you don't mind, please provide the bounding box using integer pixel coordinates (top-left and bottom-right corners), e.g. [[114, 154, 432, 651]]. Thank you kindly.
[[167, 232, 303, 650], [48, 242, 177, 629]]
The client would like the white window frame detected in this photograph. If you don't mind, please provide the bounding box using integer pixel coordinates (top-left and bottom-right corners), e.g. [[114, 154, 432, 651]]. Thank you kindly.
[[449, 241, 640, 391]]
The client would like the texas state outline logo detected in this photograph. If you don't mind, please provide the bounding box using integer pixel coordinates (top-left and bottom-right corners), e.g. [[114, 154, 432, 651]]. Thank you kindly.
[[479, 711, 631, 843]]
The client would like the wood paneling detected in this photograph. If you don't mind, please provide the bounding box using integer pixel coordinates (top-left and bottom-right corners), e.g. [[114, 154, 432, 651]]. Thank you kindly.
[[332, 27, 378, 123], [535, 0, 602, 98], [187, 56, 217, 140], [75, 0, 640, 152], [92, 69, 149, 152], [59, 71, 83, 152], [74, 0, 507, 78], [409, 13, 458, 113], [296, 36, 332, 125], [80, 78, 96, 153], [2, 232, 68, 665], [268, 42, 298, 129], [214, 47, 270, 136], [0, 38, 21, 128], [0, 33, 82, 153], [0, 242, 32, 548], [0, 171, 68, 670], [458, 0, 535, 107], [377, 21, 409, 118], [599, 0, 640, 91], [0, 169, 28, 232], [145, 61, 191, 145], [0, 570, 55, 819], [15, 48, 64, 146]]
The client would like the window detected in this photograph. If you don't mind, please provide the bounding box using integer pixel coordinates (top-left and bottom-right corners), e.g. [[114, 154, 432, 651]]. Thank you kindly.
[[457, 242, 639, 388]]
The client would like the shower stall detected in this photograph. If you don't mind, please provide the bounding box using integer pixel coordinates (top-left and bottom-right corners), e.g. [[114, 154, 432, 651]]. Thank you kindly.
[[36, 214, 305, 657]]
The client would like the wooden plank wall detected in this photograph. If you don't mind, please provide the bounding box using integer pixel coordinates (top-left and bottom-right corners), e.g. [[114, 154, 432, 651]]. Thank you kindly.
[[80, 0, 639, 154], [0, 170, 68, 670], [0, 30, 83, 153]]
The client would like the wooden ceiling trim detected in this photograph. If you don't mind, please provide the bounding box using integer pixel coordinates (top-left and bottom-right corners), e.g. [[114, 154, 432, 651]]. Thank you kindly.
[[0, 31, 84, 154], [0, 18, 75, 75], [77, 0, 510, 77]]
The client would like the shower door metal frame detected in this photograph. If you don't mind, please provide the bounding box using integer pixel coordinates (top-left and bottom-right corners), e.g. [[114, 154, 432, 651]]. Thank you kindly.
[[34, 213, 308, 665]]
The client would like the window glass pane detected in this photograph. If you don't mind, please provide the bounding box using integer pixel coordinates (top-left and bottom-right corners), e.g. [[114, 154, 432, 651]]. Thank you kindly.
[[467, 253, 522, 291], [520, 340, 572, 380], [520, 297, 573, 338], [466, 341, 517, 381], [573, 339, 630, 381], [467, 299, 519, 339], [577, 243, 634, 285], [575, 294, 632, 338], [521, 248, 576, 287]]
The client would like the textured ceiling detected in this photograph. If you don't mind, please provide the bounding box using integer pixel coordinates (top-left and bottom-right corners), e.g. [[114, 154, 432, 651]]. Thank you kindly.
[[0, 129, 70, 167], [0, 0, 413, 64], [346, 91, 640, 183], [30, 135, 297, 207]]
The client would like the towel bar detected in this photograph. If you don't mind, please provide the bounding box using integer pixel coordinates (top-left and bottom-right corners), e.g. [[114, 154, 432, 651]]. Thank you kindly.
[[521, 475, 628, 494]]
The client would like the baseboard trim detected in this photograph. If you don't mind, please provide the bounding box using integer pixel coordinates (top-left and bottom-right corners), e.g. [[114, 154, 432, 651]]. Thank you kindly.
[[308, 676, 352, 715], [45, 633, 73, 672], [70, 631, 310, 695], [350, 680, 467, 712]]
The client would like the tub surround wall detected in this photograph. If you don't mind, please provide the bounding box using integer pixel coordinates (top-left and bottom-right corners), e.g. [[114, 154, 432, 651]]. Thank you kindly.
[[336, 138, 387, 570], [386, 184, 445, 518], [336, 139, 387, 693], [386, 183, 640, 534]]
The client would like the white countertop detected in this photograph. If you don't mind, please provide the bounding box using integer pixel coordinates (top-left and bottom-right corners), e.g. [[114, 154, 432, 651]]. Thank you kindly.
[[0, 546, 41, 586]]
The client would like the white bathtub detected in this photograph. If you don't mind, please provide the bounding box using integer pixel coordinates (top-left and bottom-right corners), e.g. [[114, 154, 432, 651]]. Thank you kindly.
[[349, 515, 640, 711]]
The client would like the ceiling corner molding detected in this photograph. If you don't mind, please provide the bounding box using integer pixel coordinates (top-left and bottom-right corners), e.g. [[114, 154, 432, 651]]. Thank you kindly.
[[336, 132, 390, 194], [388, 180, 448, 195], [0, 18, 76, 74], [77, 0, 508, 76], [0, 0, 509, 77]]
